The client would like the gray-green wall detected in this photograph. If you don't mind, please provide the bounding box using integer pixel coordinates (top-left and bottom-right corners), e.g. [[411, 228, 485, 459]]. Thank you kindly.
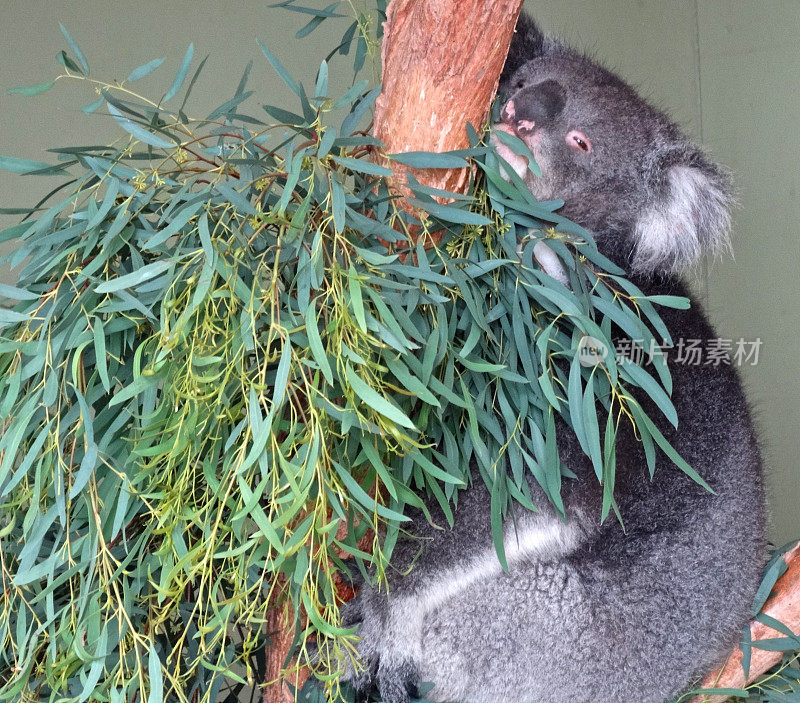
[[0, 1, 797, 543]]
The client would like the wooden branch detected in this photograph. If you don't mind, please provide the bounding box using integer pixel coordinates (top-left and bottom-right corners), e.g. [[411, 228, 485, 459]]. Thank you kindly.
[[263, 600, 304, 703], [690, 542, 800, 703], [373, 0, 524, 245], [262, 528, 371, 703]]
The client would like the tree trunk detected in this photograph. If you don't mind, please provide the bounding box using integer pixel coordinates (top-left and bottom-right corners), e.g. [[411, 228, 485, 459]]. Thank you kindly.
[[373, 0, 525, 245], [690, 543, 800, 703], [261, 2, 523, 699], [262, 601, 302, 703]]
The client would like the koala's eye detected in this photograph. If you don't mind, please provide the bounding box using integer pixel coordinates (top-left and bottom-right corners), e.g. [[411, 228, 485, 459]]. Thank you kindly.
[[515, 80, 526, 90], [566, 130, 592, 154]]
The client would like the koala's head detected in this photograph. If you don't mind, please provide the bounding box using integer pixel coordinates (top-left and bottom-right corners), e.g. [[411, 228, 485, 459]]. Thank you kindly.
[[494, 14, 733, 277]]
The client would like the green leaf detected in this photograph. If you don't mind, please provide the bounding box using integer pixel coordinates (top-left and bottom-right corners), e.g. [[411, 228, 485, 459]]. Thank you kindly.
[[684, 689, 748, 698], [109, 373, 157, 407], [7, 80, 56, 97], [347, 265, 367, 332], [582, 371, 603, 480], [567, 353, 589, 455], [460, 356, 506, 374], [345, 364, 416, 430], [359, 437, 398, 500], [385, 357, 440, 407], [143, 200, 204, 249], [271, 337, 292, 409], [127, 58, 164, 82], [0, 283, 40, 300], [164, 44, 194, 101], [304, 302, 334, 385], [86, 177, 120, 230], [257, 39, 301, 96], [300, 589, 357, 638], [388, 151, 470, 169], [81, 96, 104, 114], [331, 79, 369, 110], [354, 31, 367, 73], [315, 59, 328, 98], [406, 198, 492, 226], [337, 20, 358, 56], [147, 643, 163, 703], [490, 478, 508, 571], [60, 24, 90, 75], [751, 547, 792, 616], [96, 261, 172, 293], [107, 104, 175, 149], [93, 316, 110, 392], [207, 91, 254, 120], [492, 127, 541, 176], [635, 400, 712, 492], [296, 13, 327, 39], [317, 126, 337, 158], [619, 358, 678, 428], [341, 85, 381, 136], [411, 450, 465, 486], [330, 176, 345, 233], [0, 155, 53, 174], [179, 53, 208, 112], [331, 155, 392, 177], [263, 103, 305, 126], [354, 246, 398, 266], [57, 49, 82, 74], [0, 309, 30, 325], [271, 1, 345, 18], [641, 294, 691, 309], [332, 460, 409, 522]]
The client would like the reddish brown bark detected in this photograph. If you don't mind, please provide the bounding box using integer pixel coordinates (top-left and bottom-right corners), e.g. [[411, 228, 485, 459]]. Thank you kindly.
[[262, 531, 375, 702], [374, 0, 524, 245], [263, 601, 305, 703], [690, 543, 800, 703]]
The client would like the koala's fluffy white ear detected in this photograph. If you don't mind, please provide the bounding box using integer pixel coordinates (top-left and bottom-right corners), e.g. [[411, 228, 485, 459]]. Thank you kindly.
[[633, 150, 733, 275]]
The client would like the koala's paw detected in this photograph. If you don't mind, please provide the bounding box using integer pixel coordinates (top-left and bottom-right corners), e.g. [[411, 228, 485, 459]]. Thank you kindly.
[[338, 590, 420, 703], [377, 656, 419, 703]]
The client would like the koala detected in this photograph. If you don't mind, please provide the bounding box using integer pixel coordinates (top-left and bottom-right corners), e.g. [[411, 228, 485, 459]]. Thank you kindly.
[[337, 14, 767, 703]]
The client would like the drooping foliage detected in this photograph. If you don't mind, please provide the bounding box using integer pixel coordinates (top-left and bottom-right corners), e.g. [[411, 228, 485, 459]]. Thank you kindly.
[[1, 4, 784, 703]]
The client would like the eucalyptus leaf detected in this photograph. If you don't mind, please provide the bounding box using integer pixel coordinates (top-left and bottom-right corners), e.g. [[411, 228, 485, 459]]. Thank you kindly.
[[127, 58, 164, 82], [7, 80, 56, 96], [164, 44, 194, 102]]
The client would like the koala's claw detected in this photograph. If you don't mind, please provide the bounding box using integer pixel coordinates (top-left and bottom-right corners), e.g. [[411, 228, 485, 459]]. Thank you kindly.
[[339, 586, 420, 703], [377, 658, 419, 703], [349, 660, 377, 702]]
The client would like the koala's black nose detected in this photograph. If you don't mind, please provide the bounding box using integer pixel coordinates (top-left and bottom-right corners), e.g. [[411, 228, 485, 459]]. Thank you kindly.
[[503, 79, 567, 132]]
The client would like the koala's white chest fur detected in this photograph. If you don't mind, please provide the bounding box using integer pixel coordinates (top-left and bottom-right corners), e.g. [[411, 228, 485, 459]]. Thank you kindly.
[[410, 518, 580, 613], [381, 517, 581, 664]]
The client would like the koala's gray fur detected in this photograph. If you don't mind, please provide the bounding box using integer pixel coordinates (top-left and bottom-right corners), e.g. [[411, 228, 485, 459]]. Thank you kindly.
[[338, 14, 766, 703]]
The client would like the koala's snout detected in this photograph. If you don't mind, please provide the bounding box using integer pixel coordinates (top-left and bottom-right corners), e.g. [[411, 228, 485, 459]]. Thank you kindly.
[[500, 99, 532, 135], [503, 78, 567, 135], [501, 100, 537, 136]]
